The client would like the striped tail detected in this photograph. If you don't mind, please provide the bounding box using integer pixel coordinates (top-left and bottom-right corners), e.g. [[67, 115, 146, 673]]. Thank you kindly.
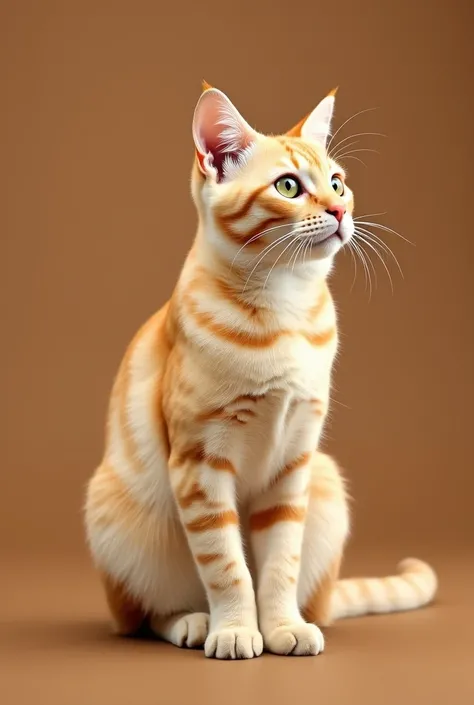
[[331, 558, 438, 621]]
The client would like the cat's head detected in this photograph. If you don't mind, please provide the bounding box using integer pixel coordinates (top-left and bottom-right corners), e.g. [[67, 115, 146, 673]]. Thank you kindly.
[[191, 83, 354, 277]]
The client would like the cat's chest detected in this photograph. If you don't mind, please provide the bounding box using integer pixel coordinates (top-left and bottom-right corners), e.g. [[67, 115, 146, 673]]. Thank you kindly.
[[196, 325, 337, 495], [211, 372, 330, 498]]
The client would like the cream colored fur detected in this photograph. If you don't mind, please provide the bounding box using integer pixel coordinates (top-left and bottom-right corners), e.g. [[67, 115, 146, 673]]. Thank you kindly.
[[84, 85, 437, 660]]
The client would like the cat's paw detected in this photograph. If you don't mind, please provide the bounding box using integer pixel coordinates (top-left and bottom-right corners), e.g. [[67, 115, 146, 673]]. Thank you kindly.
[[265, 622, 324, 656], [205, 626, 263, 659], [169, 612, 210, 648]]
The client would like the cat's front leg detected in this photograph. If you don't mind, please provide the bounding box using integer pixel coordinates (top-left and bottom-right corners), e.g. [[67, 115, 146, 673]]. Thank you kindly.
[[249, 450, 324, 656], [170, 452, 262, 660]]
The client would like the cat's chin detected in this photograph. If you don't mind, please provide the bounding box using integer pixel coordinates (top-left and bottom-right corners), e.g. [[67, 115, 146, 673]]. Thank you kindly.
[[305, 233, 344, 261]]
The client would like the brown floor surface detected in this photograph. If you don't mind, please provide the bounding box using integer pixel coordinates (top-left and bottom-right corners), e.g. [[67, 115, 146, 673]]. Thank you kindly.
[[1, 547, 473, 705]]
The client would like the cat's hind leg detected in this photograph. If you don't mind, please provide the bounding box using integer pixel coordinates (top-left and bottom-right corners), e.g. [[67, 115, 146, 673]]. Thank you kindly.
[[298, 452, 350, 628], [298, 453, 437, 625], [101, 572, 147, 636], [101, 572, 210, 647], [86, 463, 209, 646]]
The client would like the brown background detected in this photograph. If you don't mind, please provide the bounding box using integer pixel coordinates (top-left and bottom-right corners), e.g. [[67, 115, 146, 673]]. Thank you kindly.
[[1, 1, 473, 704]]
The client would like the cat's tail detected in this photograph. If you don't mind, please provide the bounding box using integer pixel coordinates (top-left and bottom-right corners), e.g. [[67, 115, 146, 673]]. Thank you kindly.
[[331, 558, 438, 621]]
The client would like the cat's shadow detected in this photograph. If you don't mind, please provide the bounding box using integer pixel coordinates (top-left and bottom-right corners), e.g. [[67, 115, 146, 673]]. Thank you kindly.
[[2, 617, 173, 654]]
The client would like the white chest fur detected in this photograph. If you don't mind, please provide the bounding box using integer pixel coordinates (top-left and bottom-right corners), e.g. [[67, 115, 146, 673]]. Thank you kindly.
[[200, 334, 336, 500]]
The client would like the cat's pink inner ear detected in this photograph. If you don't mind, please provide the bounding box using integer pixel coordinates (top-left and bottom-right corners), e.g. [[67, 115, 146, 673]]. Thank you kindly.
[[192, 88, 256, 180], [299, 89, 337, 146]]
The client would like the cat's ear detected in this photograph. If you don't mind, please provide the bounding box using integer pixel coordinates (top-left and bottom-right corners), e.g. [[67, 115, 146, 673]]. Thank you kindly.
[[201, 79, 213, 92], [286, 88, 337, 146], [192, 87, 257, 181]]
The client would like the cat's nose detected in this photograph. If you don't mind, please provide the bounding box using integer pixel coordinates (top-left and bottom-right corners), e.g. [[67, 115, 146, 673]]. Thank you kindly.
[[326, 206, 345, 223]]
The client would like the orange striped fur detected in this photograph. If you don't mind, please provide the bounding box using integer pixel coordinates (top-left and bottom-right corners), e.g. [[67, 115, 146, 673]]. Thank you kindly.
[[85, 85, 437, 660]]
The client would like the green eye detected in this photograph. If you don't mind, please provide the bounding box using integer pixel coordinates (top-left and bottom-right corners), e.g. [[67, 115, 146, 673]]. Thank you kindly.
[[331, 175, 345, 196], [274, 176, 302, 198]]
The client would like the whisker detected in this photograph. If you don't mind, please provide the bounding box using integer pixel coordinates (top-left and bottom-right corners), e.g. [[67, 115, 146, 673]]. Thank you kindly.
[[329, 131, 386, 158], [263, 235, 301, 290], [335, 148, 380, 160], [354, 233, 394, 293], [289, 236, 309, 272], [356, 239, 378, 289], [339, 155, 368, 169], [355, 220, 414, 246], [327, 107, 378, 152], [354, 227, 404, 278], [359, 243, 376, 300], [330, 396, 352, 410], [231, 221, 295, 269], [350, 239, 373, 299], [356, 239, 376, 298], [349, 241, 368, 294], [289, 238, 306, 273], [331, 140, 360, 160], [285, 239, 299, 272], [355, 227, 399, 263], [347, 241, 359, 292], [243, 228, 300, 293], [247, 228, 298, 267], [354, 212, 387, 220], [301, 236, 311, 267], [302, 238, 313, 268]]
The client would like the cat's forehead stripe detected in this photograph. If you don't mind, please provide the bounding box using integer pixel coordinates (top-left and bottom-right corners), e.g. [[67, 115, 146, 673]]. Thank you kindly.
[[275, 137, 302, 169], [282, 144, 300, 169], [275, 138, 329, 178], [292, 142, 323, 168]]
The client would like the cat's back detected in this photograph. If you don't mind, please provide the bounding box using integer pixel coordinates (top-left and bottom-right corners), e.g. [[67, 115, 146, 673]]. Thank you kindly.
[[85, 299, 178, 577], [101, 299, 173, 485]]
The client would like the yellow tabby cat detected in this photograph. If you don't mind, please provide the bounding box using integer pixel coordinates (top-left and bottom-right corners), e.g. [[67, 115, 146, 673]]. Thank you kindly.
[[84, 83, 437, 659]]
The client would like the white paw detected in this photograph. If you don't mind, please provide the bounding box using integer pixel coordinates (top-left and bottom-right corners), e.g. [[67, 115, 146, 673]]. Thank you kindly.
[[170, 612, 210, 648], [265, 622, 325, 656], [205, 627, 263, 660]]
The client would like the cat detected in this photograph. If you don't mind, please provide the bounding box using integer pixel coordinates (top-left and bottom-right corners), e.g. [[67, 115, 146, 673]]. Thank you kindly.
[[84, 82, 437, 659]]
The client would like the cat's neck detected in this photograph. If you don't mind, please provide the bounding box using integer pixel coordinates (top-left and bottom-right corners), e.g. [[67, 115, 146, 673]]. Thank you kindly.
[[184, 234, 331, 321]]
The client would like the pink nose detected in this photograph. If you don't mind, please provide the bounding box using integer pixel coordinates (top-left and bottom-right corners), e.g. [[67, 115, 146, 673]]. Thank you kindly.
[[326, 206, 345, 223]]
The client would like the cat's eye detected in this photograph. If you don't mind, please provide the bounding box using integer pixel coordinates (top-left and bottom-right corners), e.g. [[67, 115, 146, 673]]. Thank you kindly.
[[274, 176, 302, 199], [331, 175, 344, 196]]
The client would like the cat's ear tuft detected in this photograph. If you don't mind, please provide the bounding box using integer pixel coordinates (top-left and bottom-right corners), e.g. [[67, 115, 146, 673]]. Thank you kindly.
[[192, 88, 257, 181], [286, 89, 337, 147], [201, 79, 213, 92]]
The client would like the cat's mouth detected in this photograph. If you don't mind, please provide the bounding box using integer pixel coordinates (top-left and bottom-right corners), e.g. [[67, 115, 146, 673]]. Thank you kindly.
[[308, 231, 343, 248]]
